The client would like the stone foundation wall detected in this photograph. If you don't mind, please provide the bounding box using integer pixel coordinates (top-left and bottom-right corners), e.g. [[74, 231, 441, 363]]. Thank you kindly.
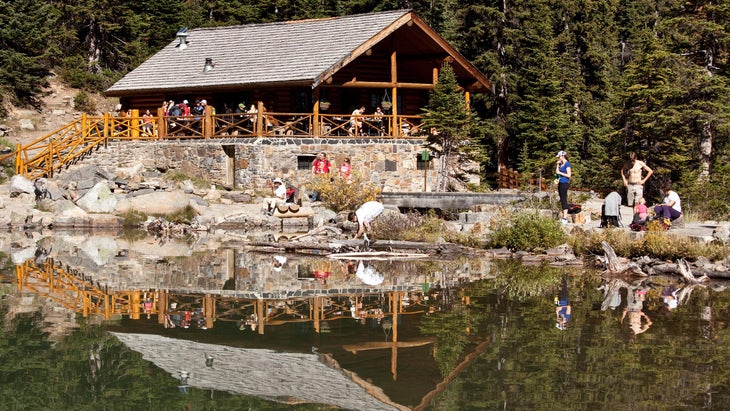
[[84, 138, 445, 192]]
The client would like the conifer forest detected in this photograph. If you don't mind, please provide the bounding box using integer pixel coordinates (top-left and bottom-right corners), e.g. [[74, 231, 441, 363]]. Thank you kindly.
[[2, 0, 730, 218]]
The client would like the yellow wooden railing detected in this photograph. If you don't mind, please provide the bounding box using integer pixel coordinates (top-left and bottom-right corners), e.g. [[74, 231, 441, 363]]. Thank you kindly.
[[15, 258, 419, 334], [0, 102, 424, 179]]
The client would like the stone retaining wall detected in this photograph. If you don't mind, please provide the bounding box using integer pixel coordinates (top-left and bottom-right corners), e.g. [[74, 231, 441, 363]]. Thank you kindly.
[[84, 138, 452, 192]]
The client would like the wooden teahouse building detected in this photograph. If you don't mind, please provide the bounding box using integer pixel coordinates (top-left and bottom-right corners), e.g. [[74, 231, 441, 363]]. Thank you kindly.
[[105, 9, 491, 191]]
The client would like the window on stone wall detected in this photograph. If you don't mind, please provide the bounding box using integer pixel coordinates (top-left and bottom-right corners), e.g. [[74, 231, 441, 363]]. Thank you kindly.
[[385, 159, 397, 172], [416, 154, 432, 171], [298, 155, 316, 170]]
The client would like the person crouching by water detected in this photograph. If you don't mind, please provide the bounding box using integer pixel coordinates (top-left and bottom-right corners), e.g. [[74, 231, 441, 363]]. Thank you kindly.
[[555, 150, 572, 224], [263, 178, 287, 216], [348, 201, 384, 239]]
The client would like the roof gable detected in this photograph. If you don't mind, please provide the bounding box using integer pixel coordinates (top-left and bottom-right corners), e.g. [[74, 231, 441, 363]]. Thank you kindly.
[[106, 10, 489, 96]]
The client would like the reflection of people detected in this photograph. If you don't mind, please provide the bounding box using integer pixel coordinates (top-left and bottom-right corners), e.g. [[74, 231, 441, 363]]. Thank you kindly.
[[272, 255, 287, 272], [653, 182, 682, 222], [555, 150, 572, 224], [662, 285, 678, 311], [555, 276, 571, 330], [263, 178, 287, 215], [622, 286, 652, 335], [355, 261, 384, 285], [621, 152, 653, 207], [348, 201, 385, 239]]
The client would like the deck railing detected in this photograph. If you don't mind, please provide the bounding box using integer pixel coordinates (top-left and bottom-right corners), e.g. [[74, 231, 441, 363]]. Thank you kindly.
[[0, 101, 423, 179]]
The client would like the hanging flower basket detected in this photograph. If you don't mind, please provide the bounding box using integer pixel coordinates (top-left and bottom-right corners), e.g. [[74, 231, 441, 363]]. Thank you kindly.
[[381, 101, 392, 110], [319, 101, 330, 111]]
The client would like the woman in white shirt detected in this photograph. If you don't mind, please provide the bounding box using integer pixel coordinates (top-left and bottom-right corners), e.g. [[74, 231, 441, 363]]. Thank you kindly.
[[653, 182, 682, 221]]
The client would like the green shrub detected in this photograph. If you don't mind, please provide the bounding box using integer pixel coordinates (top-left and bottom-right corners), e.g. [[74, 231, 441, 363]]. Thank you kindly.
[[73, 91, 96, 114], [489, 210, 567, 251]]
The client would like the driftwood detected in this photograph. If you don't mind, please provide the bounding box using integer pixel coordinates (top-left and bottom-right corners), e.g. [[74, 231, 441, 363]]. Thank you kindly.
[[246, 237, 476, 257], [676, 258, 709, 284], [600, 241, 647, 276]]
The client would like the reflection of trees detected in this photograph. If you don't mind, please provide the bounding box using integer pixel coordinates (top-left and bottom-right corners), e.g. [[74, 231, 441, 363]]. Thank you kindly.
[[484, 260, 564, 301], [426, 274, 730, 409], [419, 292, 487, 377]]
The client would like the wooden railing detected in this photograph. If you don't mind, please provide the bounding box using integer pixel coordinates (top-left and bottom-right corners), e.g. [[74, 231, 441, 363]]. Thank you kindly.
[[0, 102, 424, 179]]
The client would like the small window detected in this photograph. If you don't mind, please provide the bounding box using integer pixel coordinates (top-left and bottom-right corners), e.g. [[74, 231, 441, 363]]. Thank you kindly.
[[385, 159, 397, 172], [416, 153, 432, 170], [298, 155, 316, 171]]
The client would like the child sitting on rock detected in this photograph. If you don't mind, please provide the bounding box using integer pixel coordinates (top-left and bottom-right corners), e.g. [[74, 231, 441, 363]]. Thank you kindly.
[[634, 197, 648, 223]]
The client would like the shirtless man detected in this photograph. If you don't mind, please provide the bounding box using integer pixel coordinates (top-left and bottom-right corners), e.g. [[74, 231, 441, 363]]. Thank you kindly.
[[621, 152, 653, 207]]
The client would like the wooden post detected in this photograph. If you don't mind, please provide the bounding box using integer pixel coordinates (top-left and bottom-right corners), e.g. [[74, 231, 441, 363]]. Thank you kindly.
[[256, 101, 264, 138], [256, 299, 265, 334], [204, 294, 214, 329], [314, 296, 321, 333], [130, 291, 141, 320], [131, 109, 140, 139], [390, 51, 398, 138], [313, 88, 321, 138], [204, 105, 213, 138], [103, 112, 110, 139], [156, 107, 166, 139], [157, 290, 167, 324]]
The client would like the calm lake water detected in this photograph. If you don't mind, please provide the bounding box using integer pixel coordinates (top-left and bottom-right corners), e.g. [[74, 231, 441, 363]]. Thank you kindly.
[[0, 230, 728, 410]]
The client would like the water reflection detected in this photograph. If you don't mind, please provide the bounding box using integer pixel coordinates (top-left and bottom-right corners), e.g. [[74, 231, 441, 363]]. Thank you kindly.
[[1, 231, 729, 409]]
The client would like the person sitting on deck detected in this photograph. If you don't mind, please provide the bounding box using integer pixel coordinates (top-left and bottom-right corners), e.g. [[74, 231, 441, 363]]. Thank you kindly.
[[349, 106, 365, 135]]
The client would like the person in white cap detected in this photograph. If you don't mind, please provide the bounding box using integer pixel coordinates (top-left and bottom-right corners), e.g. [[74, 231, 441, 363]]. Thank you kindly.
[[263, 178, 287, 215]]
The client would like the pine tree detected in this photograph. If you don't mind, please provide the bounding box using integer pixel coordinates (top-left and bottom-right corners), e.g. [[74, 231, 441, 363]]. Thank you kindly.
[[422, 64, 485, 191], [0, 0, 58, 110]]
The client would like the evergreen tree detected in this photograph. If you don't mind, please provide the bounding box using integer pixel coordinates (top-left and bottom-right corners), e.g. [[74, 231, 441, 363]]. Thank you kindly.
[[0, 0, 58, 110], [422, 64, 485, 191]]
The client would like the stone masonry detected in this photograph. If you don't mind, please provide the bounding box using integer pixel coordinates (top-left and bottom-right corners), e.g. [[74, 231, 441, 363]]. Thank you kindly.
[[82, 138, 443, 192]]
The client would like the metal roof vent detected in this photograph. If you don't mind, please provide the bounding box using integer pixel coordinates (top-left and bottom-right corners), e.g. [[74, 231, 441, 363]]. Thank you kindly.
[[176, 28, 188, 50], [203, 58, 214, 73]]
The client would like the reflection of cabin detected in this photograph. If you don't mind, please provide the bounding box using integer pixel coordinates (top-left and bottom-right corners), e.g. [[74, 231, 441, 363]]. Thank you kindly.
[[105, 9, 490, 138]]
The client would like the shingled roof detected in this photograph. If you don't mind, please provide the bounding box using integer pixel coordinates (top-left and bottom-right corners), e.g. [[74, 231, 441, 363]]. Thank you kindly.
[[106, 10, 489, 96]]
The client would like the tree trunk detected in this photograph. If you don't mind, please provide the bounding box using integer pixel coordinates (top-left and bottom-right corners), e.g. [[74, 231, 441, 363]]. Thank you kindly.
[[699, 121, 712, 180]]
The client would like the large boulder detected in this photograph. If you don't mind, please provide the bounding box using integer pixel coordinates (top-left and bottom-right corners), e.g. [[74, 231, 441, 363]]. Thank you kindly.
[[9, 175, 34, 197], [115, 190, 192, 215], [76, 181, 118, 213]]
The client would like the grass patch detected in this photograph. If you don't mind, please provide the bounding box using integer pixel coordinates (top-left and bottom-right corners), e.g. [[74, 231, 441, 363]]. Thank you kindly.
[[163, 170, 209, 189], [570, 228, 730, 261], [155, 204, 198, 224], [371, 211, 482, 247], [119, 210, 148, 226]]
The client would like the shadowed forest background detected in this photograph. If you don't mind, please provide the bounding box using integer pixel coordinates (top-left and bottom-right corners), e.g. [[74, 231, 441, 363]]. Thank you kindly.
[[2, 0, 730, 218]]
